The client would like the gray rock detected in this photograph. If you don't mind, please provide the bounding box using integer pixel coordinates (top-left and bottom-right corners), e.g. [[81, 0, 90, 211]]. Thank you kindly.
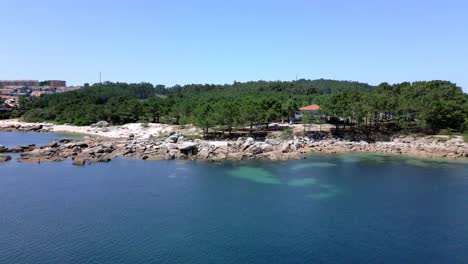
[[178, 142, 198, 151], [197, 148, 210, 159], [245, 137, 255, 146], [91, 121, 109, 128], [236, 137, 244, 146], [0, 155, 12, 162], [166, 134, 179, 143], [72, 159, 86, 166], [260, 143, 274, 153], [265, 138, 281, 145]]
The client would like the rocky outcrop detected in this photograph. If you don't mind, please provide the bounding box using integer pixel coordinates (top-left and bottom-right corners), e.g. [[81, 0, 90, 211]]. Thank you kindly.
[[0, 124, 47, 132], [6, 144, 36, 153], [8, 134, 468, 165], [0, 145, 7, 153], [0, 155, 12, 163], [306, 135, 468, 159]]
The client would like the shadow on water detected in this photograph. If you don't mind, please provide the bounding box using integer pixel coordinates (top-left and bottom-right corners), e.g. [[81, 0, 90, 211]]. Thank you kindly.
[[228, 166, 281, 184], [291, 162, 336, 170], [226, 160, 342, 200]]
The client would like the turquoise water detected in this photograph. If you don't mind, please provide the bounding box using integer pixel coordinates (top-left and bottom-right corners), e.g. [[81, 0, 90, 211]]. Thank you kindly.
[[1, 133, 468, 263]]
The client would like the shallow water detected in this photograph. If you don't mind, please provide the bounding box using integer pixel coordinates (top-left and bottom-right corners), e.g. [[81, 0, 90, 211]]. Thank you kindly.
[[0, 133, 467, 263], [0, 131, 81, 148]]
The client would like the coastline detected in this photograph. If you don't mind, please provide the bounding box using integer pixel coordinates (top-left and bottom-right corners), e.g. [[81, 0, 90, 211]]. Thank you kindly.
[[1, 119, 467, 165]]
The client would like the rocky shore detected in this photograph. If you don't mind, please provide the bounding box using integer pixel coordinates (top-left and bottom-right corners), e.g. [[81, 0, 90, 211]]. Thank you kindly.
[[1, 127, 467, 165]]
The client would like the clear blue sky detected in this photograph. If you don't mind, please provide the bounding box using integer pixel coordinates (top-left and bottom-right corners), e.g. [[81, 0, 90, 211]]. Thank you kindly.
[[2, 0, 467, 91]]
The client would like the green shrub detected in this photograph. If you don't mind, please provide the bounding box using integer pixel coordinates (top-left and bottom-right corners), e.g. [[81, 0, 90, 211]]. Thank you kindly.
[[281, 128, 294, 140]]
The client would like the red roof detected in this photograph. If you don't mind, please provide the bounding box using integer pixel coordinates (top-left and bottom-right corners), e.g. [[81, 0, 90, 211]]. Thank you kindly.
[[299, 104, 320, 111]]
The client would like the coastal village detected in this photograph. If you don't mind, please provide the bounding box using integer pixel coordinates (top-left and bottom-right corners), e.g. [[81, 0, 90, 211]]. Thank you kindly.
[[0, 80, 81, 109]]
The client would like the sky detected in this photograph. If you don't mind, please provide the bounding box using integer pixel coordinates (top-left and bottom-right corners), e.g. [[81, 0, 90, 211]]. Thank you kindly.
[[1, 0, 467, 91]]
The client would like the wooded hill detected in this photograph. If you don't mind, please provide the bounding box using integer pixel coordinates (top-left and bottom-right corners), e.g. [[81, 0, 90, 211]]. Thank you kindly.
[[14, 79, 468, 135]]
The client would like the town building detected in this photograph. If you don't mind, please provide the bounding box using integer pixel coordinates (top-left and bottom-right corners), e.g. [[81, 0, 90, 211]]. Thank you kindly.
[[0, 79, 82, 109]]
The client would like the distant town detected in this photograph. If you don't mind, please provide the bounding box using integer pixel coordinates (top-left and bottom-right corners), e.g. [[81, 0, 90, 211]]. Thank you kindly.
[[0, 80, 81, 110]]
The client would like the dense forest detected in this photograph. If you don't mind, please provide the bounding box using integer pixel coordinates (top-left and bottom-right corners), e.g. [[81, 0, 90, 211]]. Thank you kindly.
[[10, 79, 468, 136]]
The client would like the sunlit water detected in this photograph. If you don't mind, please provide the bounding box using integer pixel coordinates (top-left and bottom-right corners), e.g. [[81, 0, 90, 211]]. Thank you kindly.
[[0, 131, 82, 148], [1, 133, 467, 263]]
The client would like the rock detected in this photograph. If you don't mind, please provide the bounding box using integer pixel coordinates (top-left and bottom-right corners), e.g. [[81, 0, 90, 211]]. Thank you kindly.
[[211, 152, 227, 161], [245, 137, 254, 146], [0, 155, 12, 162], [7, 144, 36, 153], [167, 149, 179, 159], [178, 142, 197, 151], [236, 137, 244, 147], [265, 138, 281, 145], [23, 124, 43, 131], [72, 159, 86, 166], [249, 145, 263, 155], [59, 138, 72, 143], [166, 134, 179, 143], [0, 145, 7, 153], [197, 148, 210, 159], [45, 141, 59, 148], [91, 121, 109, 128], [260, 143, 274, 153]]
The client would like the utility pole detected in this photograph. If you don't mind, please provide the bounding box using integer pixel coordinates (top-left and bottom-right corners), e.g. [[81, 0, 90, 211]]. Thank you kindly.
[[99, 72, 102, 84]]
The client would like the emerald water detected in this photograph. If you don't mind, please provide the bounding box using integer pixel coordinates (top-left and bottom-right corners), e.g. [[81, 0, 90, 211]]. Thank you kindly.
[[1, 133, 467, 263]]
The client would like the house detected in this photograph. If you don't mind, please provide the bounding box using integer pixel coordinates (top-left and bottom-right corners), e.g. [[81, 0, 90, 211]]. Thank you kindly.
[[295, 104, 322, 120], [3, 98, 18, 109]]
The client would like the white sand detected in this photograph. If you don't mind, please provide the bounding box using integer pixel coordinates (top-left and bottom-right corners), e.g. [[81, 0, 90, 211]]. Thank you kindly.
[[0, 119, 201, 139]]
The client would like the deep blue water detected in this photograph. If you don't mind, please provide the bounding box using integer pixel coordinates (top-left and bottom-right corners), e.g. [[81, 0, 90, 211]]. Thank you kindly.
[[1, 133, 467, 263]]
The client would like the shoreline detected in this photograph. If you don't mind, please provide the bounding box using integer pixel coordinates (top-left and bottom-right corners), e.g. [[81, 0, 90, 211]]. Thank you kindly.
[[1, 119, 467, 164]]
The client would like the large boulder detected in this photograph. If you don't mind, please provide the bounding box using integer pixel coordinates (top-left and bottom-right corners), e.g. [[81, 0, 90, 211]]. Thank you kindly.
[[197, 148, 211, 159], [241, 137, 255, 151], [22, 124, 43, 131], [260, 143, 274, 153], [0, 145, 7, 153], [178, 142, 198, 151], [72, 159, 86, 166], [91, 121, 109, 128]]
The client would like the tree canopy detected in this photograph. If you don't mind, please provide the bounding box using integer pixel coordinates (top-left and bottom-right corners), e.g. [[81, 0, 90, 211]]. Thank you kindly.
[[13, 79, 468, 135]]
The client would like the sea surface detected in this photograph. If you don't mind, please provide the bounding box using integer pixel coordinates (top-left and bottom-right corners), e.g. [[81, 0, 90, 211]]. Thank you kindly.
[[0, 131, 82, 148], [1, 132, 467, 263]]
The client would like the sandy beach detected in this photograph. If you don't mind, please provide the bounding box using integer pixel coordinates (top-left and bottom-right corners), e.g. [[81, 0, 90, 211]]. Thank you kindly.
[[0, 119, 197, 139]]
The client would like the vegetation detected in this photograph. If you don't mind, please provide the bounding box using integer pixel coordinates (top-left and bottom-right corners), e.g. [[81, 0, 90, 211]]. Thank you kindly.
[[10, 79, 468, 137]]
